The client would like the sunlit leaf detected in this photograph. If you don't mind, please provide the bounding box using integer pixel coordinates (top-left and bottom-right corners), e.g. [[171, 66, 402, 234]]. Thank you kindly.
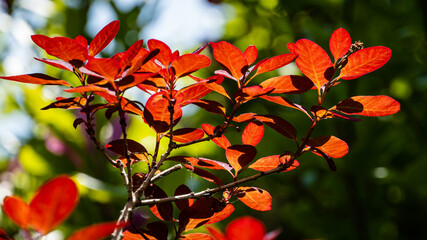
[[206, 227, 227, 240], [201, 124, 231, 150], [64, 85, 112, 94], [178, 83, 212, 106], [232, 113, 256, 123], [260, 95, 308, 113], [211, 41, 248, 81], [252, 53, 298, 77], [29, 175, 79, 235], [0, 73, 71, 87], [147, 39, 173, 67], [294, 39, 334, 89], [340, 46, 392, 80], [167, 128, 205, 143], [89, 20, 120, 57], [172, 53, 211, 78], [226, 145, 257, 173], [181, 233, 214, 240], [35, 58, 74, 72], [332, 95, 400, 116], [259, 75, 313, 94], [249, 155, 299, 172], [329, 28, 351, 63], [235, 187, 272, 211], [242, 121, 264, 146], [2, 196, 30, 229], [243, 45, 258, 65], [66, 221, 128, 240], [234, 85, 274, 103], [43, 37, 87, 64], [144, 91, 182, 133], [85, 58, 121, 81], [306, 135, 349, 159], [225, 216, 266, 240]]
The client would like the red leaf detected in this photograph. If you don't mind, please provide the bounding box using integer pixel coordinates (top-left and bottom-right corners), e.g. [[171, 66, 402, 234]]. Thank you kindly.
[[201, 124, 231, 150], [306, 135, 349, 158], [226, 145, 257, 173], [242, 121, 264, 146], [211, 41, 248, 81], [35, 58, 74, 72], [44, 37, 87, 63], [119, 40, 144, 71], [235, 187, 272, 211], [260, 95, 308, 113], [2, 196, 30, 229], [259, 75, 313, 94], [234, 85, 274, 103], [340, 46, 392, 80], [144, 91, 182, 133], [147, 39, 173, 67], [29, 175, 79, 235], [167, 156, 233, 175], [105, 139, 148, 160], [31, 34, 51, 49], [254, 115, 297, 140], [294, 39, 334, 89], [145, 184, 173, 221], [181, 233, 214, 240], [185, 165, 223, 185], [311, 105, 361, 122], [85, 58, 121, 81], [207, 227, 227, 240], [89, 20, 120, 57], [172, 53, 211, 78], [0, 73, 71, 87], [123, 230, 156, 240], [66, 221, 128, 240], [0, 228, 12, 240], [332, 95, 400, 117], [243, 45, 258, 65], [232, 113, 256, 123], [117, 73, 156, 91], [190, 99, 226, 116], [253, 53, 298, 77], [178, 82, 212, 106], [168, 128, 205, 143], [74, 35, 88, 47], [287, 42, 296, 53], [249, 155, 299, 172], [64, 85, 112, 94], [329, 28, 351, 63], [225, 216, 266, 240]]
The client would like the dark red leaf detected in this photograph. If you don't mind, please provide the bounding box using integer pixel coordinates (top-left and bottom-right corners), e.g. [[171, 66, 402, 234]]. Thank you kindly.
[[174, 185, 194, 211], [294, 39, 334, 89], [147, 222, 168, 240], [190, 99, 226, 116], [105, 139, 148, 158], [0, 73, 71, 87], [329, 28, 351, 63], [211, 41, 248, 81], [254, 115, 297, 140], [332, 95, 400, 117], [242, 121, 264, 146], [226, 145, 257, 174], [29, 175, 79, 235], [144, 91, 182, 133], [340, 46, 392, 80], [89, 20, 120, 57], [185, 165, 223, 185], [145, 184, 173, 221], [235, 186, 272, 211]]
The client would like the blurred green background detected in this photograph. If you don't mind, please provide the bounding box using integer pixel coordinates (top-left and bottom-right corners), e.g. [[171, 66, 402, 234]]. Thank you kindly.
[[0, 0, 426, 239]]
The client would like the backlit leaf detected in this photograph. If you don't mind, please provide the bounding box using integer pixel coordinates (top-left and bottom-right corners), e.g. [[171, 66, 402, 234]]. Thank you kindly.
[[85, 58, 121, 81], [260, 95, 309, 113], [332, 95, 400, 116], [306, 135, 349, 158], [35, 58, 74, 72], [235, 187, 272, 211], [44, 37, 87, 63], [147, 39, 173, 67], [89, 20, 120, 56], [259, 75, 313, 94], [294, 39, 334, 89], [167, 156, 233, 175], [29, 175, 79, 235], [242, 121, 264, 146], [243, 45, 258, 65], [249, 155, 299, 172], [64, 85, 111, 94], [144, 91, 182, 133], [225, 216, 266, 240], [181, 233, 214, 240], [0, 73, 71, 87], [31, 34, 50, 49], [172, 53, 211, 78], [234, 85, 274, 103], [253, 53, 298, 77], [340, 46, 392, 80], [178, 83, 212, 106], [41, 97, 87, 110], [201, 124, 231, 150], [66, 221, 128, 240], [226, 145, 257, 173], [185, 165, 223, 185], [168, 128, 205, 143], [329, 28, 351, 63], [211, 41, 248, 81], [2, 196, 30, 229]]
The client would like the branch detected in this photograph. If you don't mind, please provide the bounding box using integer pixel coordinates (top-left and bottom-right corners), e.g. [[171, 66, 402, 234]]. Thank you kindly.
[[151, 164, 183, 183]]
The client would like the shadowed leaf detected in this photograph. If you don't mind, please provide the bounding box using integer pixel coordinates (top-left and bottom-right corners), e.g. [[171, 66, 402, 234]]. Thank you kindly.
[[145, 184, 173, 221], [235, 187, 272, 211], [144, 91, 182, 133], [184, 165, 223, 185], [226, 145, 257, 173], [306, 135, 349, 159], [234, 85, 274, 103], [41, 97, 87, 110], [332, 95, 400, 116], [0, 73, 71, 87], [259, 75, 313, 94], [254, 115, 297, 140], [174, 185, 194, 211]]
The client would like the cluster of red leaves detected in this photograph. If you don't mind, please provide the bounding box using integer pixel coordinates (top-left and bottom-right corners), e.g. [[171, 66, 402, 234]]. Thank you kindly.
[[0, 175, 127, 240], [0, 21, 400, 240]]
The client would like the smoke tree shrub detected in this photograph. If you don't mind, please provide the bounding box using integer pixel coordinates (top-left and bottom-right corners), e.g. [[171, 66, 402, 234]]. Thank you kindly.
[[0, 21, 399, 240]]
